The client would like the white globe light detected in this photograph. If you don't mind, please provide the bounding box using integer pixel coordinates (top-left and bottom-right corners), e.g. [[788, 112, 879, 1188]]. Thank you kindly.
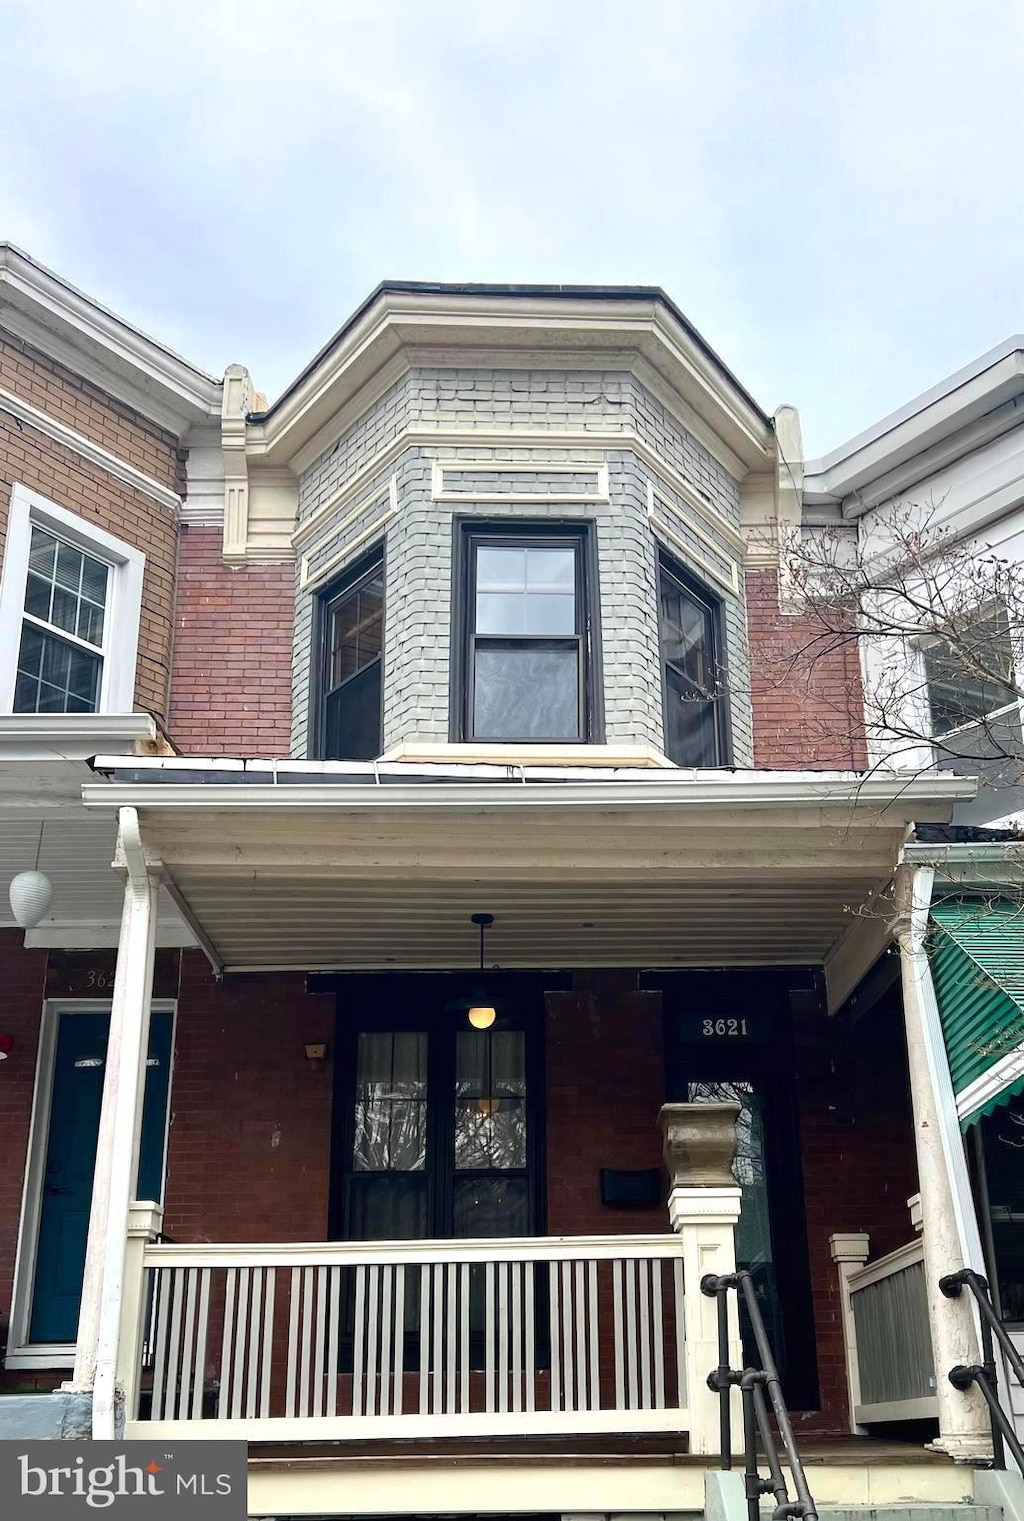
[[467, 1004, 496, 1029], [9, 870, 53, 930]]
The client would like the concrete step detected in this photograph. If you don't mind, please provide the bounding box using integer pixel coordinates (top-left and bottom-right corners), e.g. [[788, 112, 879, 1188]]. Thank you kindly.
[[806, 1509, 1001, 1521]]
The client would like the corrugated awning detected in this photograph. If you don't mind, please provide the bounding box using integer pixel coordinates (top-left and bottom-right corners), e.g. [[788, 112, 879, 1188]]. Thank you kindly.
[[929, 899, 1024, 1128]]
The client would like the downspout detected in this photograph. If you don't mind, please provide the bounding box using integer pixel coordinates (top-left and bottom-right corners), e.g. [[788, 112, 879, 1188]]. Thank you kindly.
[[89, 807, 157, 1439]]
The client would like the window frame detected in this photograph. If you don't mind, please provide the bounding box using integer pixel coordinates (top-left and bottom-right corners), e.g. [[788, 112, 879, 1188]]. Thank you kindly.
[[312, 543, 386, 762], [328, 975, 548, 1243], [452, 519, 602, 745], [918, 605, 1022, 742], [0, 484, 145, 716], [657, 550, 731, 767]]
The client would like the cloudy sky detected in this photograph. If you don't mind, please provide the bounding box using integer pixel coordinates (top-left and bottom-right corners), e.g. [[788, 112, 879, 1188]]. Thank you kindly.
[[1, 0, 1022, 455]]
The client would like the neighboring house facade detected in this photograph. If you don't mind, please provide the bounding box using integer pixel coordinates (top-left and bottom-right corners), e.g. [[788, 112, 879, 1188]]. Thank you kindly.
[[0, 255, 1001, 1514], [800, 339, 1024, 1444]]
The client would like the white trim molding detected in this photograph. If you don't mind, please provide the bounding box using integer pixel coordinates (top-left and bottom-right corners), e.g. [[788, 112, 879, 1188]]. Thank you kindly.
[[0, 385, 181, 513], [646, 481, 741, 596], [0, 483, 146, 716], [0, 242, 221, 437], [431, 458, 610, 504]]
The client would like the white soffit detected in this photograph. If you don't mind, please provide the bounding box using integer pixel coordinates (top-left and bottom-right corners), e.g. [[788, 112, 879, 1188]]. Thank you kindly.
[[0, 813, 192, 948]]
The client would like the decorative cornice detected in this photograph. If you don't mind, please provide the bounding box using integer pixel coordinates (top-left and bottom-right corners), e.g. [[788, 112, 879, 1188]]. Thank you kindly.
[[0, 384, 182, 513], [249, 289, 773, 476], [0, 243, 221, 436]]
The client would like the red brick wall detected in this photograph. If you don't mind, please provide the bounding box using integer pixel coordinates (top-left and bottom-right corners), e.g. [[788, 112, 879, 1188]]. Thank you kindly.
[[167, 527, 293, 756], [546, 974, 666, 1236], [746, 568, 868, 770], [792, 988, 920, 1432], [0, 330, 183, 723], [161, 954, 335, 1242]]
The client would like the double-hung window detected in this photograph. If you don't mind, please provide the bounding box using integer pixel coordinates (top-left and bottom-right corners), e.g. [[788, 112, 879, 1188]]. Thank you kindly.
[[658, 553, 728, 766], [923, 608, 1019, 737], [460, 526, 592, 742], [0, 485, 144, 715], [317, 549, 384, 760]]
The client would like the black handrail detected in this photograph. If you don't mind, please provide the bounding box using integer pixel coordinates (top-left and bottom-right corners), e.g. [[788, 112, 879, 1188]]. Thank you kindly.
[[702, 1270, 818, 1521], [940, 1267, 1024, 1473]]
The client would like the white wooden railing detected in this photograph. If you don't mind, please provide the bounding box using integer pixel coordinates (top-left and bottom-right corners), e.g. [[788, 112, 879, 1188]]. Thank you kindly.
[[832, 1229, 937, 1429], [124, 1234, 688, 1441]]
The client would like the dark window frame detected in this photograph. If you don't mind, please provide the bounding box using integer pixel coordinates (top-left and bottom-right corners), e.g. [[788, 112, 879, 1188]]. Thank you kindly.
[[450, 518, 602, 744], [311, 544, 385, 761], [657, 550, 731, 767], [327, 974, 549, 1243]]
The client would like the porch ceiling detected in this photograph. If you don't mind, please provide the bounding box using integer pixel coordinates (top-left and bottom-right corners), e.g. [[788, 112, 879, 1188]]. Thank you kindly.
[[79, 766, 977, 972]]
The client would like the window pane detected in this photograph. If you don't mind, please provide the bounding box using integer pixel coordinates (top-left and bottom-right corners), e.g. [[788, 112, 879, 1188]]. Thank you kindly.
[[348, 1175, 428, 1241], [453, 1176, 529, 1237], [475, 545, 576, 636], [661, 574, 714, 692], [329, 569, 383, 688], [324, 660, 381, 760], [665, 664, 719, 767], [526, 548, 575, 592], [476, 547, 526, 593], [473, 645, 578, 739], [24, 527, 107, 650], [455, 1030, 527, 1171], [28, 527, 57, 577], [925, 612, 1018, 736], [352, 1032, 428, 1172], [15, 624, 101, 715], [24, 572, 52, 622]]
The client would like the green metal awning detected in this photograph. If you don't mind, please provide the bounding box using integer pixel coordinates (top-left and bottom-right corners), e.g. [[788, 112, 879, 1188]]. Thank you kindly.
[[929, 899, 1024, 1129]]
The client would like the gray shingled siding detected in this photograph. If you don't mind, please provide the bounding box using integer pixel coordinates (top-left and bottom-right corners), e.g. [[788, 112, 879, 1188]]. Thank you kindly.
[[293, 368, 751, 763]]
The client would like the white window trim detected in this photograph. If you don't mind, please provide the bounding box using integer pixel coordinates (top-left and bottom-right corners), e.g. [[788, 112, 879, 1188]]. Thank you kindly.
[[5, 998, 176, 1371], [0, 483, 145, 716]]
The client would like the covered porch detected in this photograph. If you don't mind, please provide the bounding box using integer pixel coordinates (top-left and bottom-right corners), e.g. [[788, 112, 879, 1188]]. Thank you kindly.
[[59, 759, 990, 1465]]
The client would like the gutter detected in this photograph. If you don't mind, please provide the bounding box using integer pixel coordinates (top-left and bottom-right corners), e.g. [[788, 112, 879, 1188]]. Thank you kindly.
[[81, 772, 978, 813]]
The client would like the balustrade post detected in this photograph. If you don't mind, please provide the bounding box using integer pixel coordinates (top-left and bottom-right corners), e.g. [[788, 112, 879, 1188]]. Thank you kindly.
[[117, 1201, 163, 1427], [658, 1102, 743, 1456], [829, 1231, 870, 1434]]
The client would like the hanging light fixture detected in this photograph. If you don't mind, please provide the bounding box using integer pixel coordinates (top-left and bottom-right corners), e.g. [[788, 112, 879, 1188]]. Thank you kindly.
[[9, 823, 52, 931], [466, 913, 497, 1029]]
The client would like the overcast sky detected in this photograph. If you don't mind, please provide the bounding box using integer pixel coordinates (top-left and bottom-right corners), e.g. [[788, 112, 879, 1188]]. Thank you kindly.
[[1, 0, 1022, 456]]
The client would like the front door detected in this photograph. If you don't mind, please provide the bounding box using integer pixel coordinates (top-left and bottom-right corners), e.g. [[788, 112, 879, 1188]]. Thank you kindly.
[[29, 1008, 173, 1345], [660, 970, 819, 1410], [330, 976, 544, 1242]]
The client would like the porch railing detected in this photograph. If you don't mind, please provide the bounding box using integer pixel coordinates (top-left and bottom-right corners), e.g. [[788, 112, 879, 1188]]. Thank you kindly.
[[126, 1234, 688, 1440], [835, 1234, 937, 1427]]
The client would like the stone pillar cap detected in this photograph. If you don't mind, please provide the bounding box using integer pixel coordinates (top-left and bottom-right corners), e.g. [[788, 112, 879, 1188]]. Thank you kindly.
[[658, 1101, 741, 1189]]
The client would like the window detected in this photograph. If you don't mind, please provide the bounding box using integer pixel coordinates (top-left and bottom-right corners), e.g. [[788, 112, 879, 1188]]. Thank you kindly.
[[658, 554, 727, 766], [317, 551, 384, 760], [460, 526, 592, 742], [0, 485, 145, 716], [334, 981, 542, 1243], [923, 608, 1018, 736]]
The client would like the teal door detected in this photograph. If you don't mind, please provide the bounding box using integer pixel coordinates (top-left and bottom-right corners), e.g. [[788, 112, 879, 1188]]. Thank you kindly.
[[29, 1009, 173, 1345]]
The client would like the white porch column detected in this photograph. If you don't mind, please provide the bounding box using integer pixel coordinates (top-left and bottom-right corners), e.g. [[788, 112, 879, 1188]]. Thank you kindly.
[[67, 807, 159, 1438], [895, 863, 990, 1460], [658, 1102, 743, 1457]]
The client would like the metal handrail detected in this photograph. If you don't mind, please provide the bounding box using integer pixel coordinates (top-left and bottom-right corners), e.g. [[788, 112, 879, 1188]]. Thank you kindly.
[[940, 1267, 1024, 1473], [702, 1270, 818, 1521]]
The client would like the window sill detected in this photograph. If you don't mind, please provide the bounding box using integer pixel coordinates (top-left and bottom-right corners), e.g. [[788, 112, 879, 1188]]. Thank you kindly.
[[4, 1345, 75, 1370], [380, 741, 674, 769]]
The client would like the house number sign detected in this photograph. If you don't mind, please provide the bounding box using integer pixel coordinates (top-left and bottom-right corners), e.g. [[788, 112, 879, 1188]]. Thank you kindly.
[[676, 1009, 767, 1043]]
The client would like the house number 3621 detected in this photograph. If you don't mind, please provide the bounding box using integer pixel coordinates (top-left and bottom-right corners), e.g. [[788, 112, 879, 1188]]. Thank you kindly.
[[85, 970, 113, 990], [701, 1018, 748, 1037]]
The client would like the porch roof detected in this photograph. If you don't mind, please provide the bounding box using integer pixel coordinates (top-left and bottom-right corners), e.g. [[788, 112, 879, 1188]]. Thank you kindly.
[[82, 758, 976, 974]]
